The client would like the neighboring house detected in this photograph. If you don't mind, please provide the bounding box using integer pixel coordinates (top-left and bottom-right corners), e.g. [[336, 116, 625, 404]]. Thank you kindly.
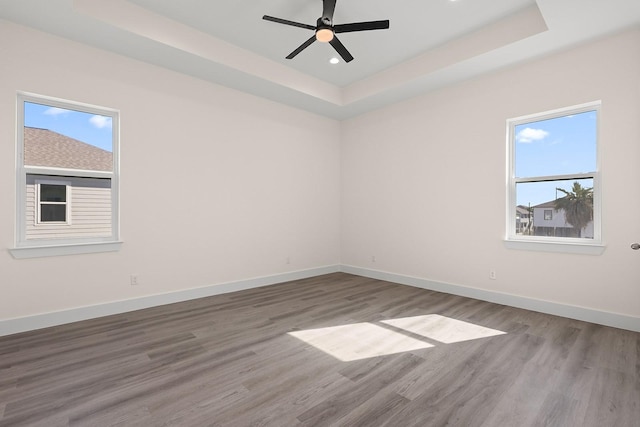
[[531, 199, 594, 238], [24, 126, 113, 240], [515, 205, 531, 234]]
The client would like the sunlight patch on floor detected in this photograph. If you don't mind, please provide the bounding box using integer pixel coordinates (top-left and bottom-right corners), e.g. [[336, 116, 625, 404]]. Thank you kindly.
[[381, 314, 507, 344], [288, 323, 433, 362], [288, 315, 506, 361]]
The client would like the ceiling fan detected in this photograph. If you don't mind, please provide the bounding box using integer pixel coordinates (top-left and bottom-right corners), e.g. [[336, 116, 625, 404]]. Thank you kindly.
[[263, 0, 390, 63]]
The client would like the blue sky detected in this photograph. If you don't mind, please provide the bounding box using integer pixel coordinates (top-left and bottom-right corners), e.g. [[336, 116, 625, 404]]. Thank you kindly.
[[24, 101, 113, 152], [515, 110, 597, 207]]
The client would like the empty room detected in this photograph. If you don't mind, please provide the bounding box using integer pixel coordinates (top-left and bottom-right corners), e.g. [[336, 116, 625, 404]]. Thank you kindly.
[[1, 0, 639, 426]]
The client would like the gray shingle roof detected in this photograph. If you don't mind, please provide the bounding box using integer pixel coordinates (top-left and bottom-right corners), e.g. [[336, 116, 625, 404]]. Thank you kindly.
[[24, 127, 112, 172], [533, 199, 564, 208]]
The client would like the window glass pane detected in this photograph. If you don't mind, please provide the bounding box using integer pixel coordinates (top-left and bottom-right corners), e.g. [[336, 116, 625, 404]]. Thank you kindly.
[[23, 101, 113, 172], [40, 204, 66, 222], [515, 178, 594, 239], [40, 184, 66, 202], [515, 110, 596, 178]]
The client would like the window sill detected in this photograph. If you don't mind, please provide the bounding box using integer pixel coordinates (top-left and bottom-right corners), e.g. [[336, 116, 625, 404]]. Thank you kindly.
[[10, 241, 123, 259], [504, 239, 605, 255]]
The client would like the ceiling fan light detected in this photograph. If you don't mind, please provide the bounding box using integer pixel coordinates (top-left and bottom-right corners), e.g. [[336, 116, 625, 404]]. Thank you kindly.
[[316, 28, 334, 43]]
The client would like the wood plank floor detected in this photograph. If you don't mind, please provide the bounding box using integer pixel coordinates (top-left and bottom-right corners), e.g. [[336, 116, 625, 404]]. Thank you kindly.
[[0, 272, 638, 426]]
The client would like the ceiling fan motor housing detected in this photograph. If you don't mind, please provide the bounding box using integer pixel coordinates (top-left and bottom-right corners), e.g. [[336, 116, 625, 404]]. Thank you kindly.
[[316, 18, 334, 42]]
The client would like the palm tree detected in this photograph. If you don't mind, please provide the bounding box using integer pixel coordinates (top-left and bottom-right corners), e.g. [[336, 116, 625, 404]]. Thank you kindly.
[[554, 182, 593, 237]]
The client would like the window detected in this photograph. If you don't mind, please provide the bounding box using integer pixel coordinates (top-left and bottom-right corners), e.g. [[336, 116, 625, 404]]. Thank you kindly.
[[506, 102, 602, 254], [37, 180, 70, 223], [12, 93, 121, 258]]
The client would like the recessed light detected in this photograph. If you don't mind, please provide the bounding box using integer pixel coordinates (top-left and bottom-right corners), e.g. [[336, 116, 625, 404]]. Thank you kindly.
[[329, 57, 339, 65]]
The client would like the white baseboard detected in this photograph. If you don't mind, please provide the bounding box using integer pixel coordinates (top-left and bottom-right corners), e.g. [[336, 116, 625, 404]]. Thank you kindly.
[[3, 264, 638, 337], [0, 265, 340, 337], [341, 265, 640, 333]]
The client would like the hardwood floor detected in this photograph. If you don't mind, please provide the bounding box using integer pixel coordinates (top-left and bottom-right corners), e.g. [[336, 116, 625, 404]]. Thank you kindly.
[[0, 273, 638, 426]]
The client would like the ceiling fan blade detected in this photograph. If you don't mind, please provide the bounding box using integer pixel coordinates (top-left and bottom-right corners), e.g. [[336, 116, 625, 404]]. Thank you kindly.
[[329, 36, 354, 63], [322, 0, 337, 22], [286, 35, 317, 59], [263, 15, 315, 31], [334, 20, 390, 33]]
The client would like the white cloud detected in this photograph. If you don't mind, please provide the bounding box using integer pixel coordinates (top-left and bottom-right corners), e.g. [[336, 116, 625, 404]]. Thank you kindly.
[[89, 115, 112, 129], [516, 127, 549, 143], [44, 107, 70, 116]]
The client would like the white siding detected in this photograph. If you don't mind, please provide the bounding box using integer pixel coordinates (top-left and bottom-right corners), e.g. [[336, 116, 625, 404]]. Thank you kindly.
[[26, 176, 112, 240], [532, 207, 594, 238]]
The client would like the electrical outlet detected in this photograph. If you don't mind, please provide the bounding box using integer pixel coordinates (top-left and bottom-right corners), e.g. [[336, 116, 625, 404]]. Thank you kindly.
[[489, 270, 497, 280], [371, 256, 376, 263], [286, 256, 291, 265], [130, 275, 139, 286]]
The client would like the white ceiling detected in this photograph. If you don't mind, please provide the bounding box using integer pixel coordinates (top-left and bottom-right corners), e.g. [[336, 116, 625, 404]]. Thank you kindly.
[[1, 0, 639, 119], [127, 0, 534, 87]]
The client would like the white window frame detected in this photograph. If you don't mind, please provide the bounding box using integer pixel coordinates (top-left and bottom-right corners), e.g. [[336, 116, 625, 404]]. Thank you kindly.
[[505, 102, 604, 255], [11, 92, 122, 259], [35, 179, 71, 225]]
